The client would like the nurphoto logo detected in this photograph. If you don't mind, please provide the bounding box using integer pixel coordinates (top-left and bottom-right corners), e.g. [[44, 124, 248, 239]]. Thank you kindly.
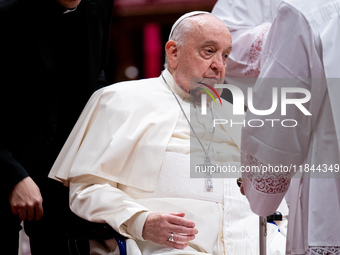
[[200, 83, 311, 128]]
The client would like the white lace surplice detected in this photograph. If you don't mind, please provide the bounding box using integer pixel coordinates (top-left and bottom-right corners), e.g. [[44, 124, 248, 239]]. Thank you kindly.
[[213, 0, 340, 254]]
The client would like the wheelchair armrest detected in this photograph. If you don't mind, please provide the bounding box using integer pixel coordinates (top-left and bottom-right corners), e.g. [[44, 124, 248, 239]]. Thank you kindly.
[[266, 211, 282, 222], [67, 213, 121, 240]]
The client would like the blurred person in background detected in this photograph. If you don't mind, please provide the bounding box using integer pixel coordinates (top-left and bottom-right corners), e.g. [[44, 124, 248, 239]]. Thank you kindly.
[[0, 0, 113, 254]]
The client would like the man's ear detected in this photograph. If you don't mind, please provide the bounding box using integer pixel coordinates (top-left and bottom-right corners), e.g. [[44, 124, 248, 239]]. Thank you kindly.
[[165, 41, 179, 69]]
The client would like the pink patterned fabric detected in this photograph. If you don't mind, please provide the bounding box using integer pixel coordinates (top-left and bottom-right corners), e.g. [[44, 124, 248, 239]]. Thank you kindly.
[[244, 24, 271, 77]]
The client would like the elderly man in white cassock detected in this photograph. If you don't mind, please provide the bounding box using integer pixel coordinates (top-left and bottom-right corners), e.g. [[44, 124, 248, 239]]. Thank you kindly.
[[213, 0, 340, 254], [49, 12, 286, 254]]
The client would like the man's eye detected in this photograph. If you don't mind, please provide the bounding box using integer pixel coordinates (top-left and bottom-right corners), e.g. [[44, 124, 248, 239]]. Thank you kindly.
[[204, 48, 214, 54]]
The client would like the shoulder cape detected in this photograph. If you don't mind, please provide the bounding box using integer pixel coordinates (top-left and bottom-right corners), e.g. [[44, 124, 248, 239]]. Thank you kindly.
[[49, 77, 179, 191]]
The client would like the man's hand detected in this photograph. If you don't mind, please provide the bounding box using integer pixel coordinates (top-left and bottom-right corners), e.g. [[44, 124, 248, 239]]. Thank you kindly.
[[9, 177, 43, 221], [142, 212, 198, 249]]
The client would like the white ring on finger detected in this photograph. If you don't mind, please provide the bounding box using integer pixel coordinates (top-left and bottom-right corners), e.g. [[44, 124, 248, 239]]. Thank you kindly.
[[168, 233, 175, 242]]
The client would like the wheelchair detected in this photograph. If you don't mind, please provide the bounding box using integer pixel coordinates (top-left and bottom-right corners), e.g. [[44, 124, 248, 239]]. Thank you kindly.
[[67, 213, 127, 255]]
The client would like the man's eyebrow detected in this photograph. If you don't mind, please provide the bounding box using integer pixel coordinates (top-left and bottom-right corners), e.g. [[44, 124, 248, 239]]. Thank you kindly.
[[202, 40, 218, 45]]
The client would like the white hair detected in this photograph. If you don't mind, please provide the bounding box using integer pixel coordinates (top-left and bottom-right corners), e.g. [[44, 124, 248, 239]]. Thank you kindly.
[[164, 13, 211, 69]]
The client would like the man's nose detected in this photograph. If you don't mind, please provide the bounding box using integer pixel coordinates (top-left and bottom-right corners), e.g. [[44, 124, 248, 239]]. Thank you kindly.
[[211, 54, 225, 72]]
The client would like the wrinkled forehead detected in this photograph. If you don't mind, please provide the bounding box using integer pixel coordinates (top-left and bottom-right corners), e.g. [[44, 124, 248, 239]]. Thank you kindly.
[[186, 15, 232, 47], [193, 14, 230, 34]]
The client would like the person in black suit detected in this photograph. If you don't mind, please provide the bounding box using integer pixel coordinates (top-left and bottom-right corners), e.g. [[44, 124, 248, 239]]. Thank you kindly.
[[0, 0, 114, 254]]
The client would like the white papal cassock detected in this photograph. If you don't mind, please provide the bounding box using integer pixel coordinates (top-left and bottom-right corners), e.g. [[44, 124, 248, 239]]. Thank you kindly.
[[214, 0, 340, 254], [49, 69, 286, 254]]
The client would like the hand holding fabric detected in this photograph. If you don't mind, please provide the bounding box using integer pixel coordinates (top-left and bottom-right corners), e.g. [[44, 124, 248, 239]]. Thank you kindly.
[[142, 212, 198, 249]]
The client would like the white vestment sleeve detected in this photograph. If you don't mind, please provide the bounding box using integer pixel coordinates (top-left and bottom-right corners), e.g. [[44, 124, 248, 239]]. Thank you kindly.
[[241, 2, 325, 217], [212, 0, 282, 88], [69, 175, 150, 240]]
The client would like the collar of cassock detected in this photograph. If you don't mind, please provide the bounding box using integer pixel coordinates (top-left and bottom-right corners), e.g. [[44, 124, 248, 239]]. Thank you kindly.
[[63, 7, 77, 14], [162, 69, 191, 102]]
